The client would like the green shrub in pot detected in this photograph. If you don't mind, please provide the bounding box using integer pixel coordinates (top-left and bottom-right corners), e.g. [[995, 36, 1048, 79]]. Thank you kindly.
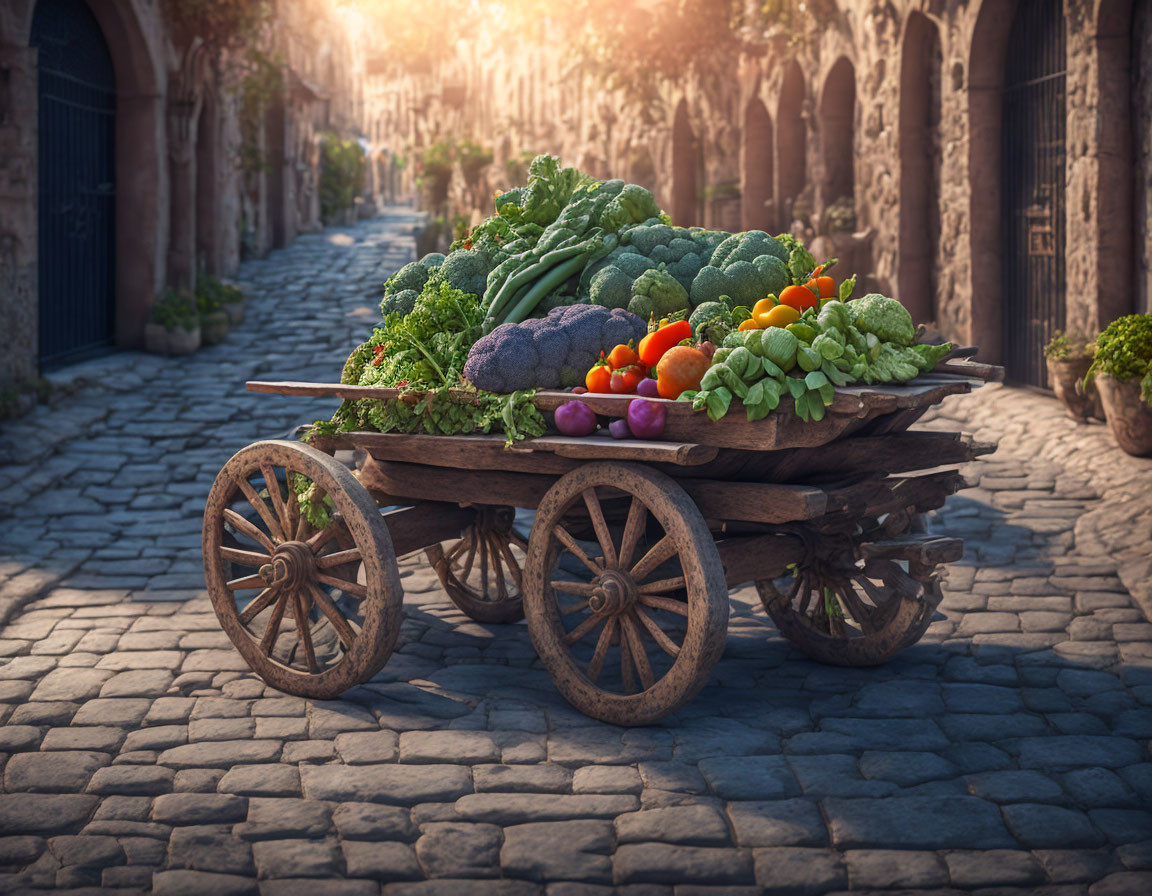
[[1043, 330, 1099, 422], [1084, 314, 1152, 455]]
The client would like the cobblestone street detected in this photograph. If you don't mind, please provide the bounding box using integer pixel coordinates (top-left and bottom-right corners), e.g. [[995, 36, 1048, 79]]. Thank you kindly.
[[1, 211, 1151, 894]]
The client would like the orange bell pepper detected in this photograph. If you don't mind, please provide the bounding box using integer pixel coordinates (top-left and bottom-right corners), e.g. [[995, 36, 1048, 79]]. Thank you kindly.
[[638, 320, 692, 367]]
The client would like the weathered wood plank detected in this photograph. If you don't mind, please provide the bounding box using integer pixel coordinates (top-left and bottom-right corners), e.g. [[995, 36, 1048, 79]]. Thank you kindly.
[[380, 502, 476, 556], [715, 533, 804, 586], [357, 457, 556, 510], [858, 535, 965, 566], [679, 480, 828, 524], [524, 434, 718, 465]]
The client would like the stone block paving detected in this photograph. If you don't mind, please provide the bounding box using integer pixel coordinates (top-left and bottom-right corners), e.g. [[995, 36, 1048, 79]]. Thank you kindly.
[[1, 213, 1151, 893]]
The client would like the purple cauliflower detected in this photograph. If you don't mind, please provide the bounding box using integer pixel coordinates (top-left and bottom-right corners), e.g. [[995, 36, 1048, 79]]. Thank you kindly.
[[464, 304, 647, 393]]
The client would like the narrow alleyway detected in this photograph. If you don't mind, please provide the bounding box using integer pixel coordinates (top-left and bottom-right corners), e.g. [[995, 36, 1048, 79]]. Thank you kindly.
[[1, 212, 1151, 894]]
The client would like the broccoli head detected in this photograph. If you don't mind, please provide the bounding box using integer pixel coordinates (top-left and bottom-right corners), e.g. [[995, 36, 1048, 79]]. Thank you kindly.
[[709, 231, 789, 267], [439, 247, 493, 300], [628, 266, 691, 322], [851, 293, 917, 346], [624, 223, 677, 256], [383, 260, 432, 298], [463, 304, 647, 393], [419, 252, 447, 268], [588, 267, 634, 310], [380, 288, 420, 318], [599, 183, 666, 233], [689, 254, 788, 308], [667, 251, 705, 293]]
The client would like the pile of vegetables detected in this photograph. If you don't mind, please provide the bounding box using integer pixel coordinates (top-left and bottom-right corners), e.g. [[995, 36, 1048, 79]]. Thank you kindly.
[[311, 153, 952, 449]]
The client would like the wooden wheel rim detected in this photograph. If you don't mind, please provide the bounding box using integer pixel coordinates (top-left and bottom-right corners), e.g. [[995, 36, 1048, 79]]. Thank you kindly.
[[524, 462, 728, 726], [203, 440, 402, 698], [757, 557, 936, 667], [428, 506, 527, 624]]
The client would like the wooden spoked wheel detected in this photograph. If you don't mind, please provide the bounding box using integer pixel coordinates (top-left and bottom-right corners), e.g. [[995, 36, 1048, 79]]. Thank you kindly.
[[203, 440, 402, 698], [524, 462, 729, 726], [426, 505, 528, 624], [757, 552, 940, 667]]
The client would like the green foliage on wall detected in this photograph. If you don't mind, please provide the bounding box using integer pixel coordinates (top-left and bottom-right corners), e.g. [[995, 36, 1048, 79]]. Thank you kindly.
[[320, 134, 367, 221]]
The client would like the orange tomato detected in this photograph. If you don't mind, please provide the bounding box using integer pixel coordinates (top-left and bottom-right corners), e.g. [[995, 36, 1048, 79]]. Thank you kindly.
[[655, 346, 712, 400], [606, 343, 640, 369], [760, 304, 801, 328], [779, 284, 820, 311], [585, 362, 612, 393], [815, 276, 836, 298]]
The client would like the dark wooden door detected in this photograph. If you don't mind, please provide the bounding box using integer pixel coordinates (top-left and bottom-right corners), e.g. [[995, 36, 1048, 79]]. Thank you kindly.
[[1001, 0, 1066, 387], [31, 0, 116, 368]]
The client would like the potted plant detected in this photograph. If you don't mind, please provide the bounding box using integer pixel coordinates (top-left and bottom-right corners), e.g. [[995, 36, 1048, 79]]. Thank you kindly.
[[145, 289, 200, 355], [1084, 313, 1152, 456], [1044, 330, 1100, 421], [197, 268, 246, 326], [196, 285, 230, 346]]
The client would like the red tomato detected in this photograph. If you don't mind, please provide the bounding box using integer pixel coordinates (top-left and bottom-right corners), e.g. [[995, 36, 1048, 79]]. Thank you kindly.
[[779, 284, 820, 311], [610, 365, 646, 394]]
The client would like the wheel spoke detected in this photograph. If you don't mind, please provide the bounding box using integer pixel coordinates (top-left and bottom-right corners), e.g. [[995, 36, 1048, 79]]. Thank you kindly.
[[316, 548, 361, 569], [239, 585, 280, 625], [587, 617, 616, 683], [227, 573, 267, 591], [562, 612, 602, 646], [637, 576, 686, 595], [582, 488, 617, 569], [633, 605, 681, 657], [620, 629, 636, 693], [223, 508, 276, 553], [260, 462, 292, 537], [559, 600, 589, 615], [315, 573, 367, 599], [479, 529, 490, 598], [855, 573, 893, 608], [553, 524, 603, 577], [259, 589, 291, 655], [309, 583, 357, 649], [617, 497, 647, 571], [307, 521, 343, 551], [630, 534, 677, 583], [236, 475, 285, 543], [796, 573, 815, 616], [836, 581, 877, 633], [219, 546, 270, 568], [509, 530, 530, 552], [638, 593, 689, 616], [496, 537, 524, 591], [461, 534, 479, 580], [489, 532, 508, 600], [446, 530, 473, 564], [621, 613, 655, 690], [293, 590, 319, 673], [550, 580, 596, 596]]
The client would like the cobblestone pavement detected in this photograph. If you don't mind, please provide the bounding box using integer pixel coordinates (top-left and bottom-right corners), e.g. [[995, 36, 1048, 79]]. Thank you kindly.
[[1, 214, 1151, 894]]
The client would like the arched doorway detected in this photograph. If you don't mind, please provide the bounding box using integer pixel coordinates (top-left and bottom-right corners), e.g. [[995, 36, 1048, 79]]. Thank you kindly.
[[898, 13, 943, 323], [776, 61, 807, 228], [31, 0, 116, 367], [819, 58, 856, 217], [742, 98, 774, 232], [1001, 0, 1066, 387], [671, 100, 698, 226]]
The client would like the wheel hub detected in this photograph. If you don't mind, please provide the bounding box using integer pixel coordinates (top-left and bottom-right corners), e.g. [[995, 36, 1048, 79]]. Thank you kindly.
[[588, 569, 637, 617], [260, 541, 315, 591]]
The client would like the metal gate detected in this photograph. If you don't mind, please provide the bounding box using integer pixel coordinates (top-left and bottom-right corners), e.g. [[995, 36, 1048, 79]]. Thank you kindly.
[[31, 0, 116, 368], [1001, 0, 1066, 387]]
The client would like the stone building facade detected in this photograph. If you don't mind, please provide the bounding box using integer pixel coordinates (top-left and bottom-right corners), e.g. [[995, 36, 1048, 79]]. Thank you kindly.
[[368, 0, 1152, 387], [0, 0, 368, 386]]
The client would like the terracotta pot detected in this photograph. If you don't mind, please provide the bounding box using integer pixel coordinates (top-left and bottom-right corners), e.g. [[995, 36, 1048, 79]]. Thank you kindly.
[[1096, 374, 1152, 457], [167, 325, 201, 355], [1046, 356, 1096, 421], [200, 310, 230, 345], [143, 321, 170, 355]]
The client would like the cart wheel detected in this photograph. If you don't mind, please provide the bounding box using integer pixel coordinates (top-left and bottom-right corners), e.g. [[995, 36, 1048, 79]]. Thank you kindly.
[[524, 462, 728, 726], [203, 440, 402, 698], [426, 505, 527, 624], [757, 549, 939, 667]]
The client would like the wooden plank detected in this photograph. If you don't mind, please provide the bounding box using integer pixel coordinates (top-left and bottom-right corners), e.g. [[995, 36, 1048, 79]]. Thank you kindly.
[[381, 502, 476, 556], [934, 358, 1004, 381], [357, 456, 556, 510], [679, 480, 828, 524], [715, 533, 804, 586], [523, 435, 718, 465], [858, 535, 964, 566], [826, 470, 968, 521], [345, 432, 577, 475]]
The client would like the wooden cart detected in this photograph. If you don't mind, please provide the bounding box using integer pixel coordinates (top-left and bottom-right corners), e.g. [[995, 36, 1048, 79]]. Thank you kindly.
[[202, 355, 1001, 725]]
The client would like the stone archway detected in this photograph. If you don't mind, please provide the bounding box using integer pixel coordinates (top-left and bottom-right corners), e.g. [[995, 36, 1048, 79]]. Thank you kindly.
[[818, 57, 855, 218], [742, 97, 774, 232], [24, 0, 167, 353], [898, 12, 943, 324], [776, 60, 807, 228], [967, 0, 1020, 364], [671, 99, 698, 226]]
